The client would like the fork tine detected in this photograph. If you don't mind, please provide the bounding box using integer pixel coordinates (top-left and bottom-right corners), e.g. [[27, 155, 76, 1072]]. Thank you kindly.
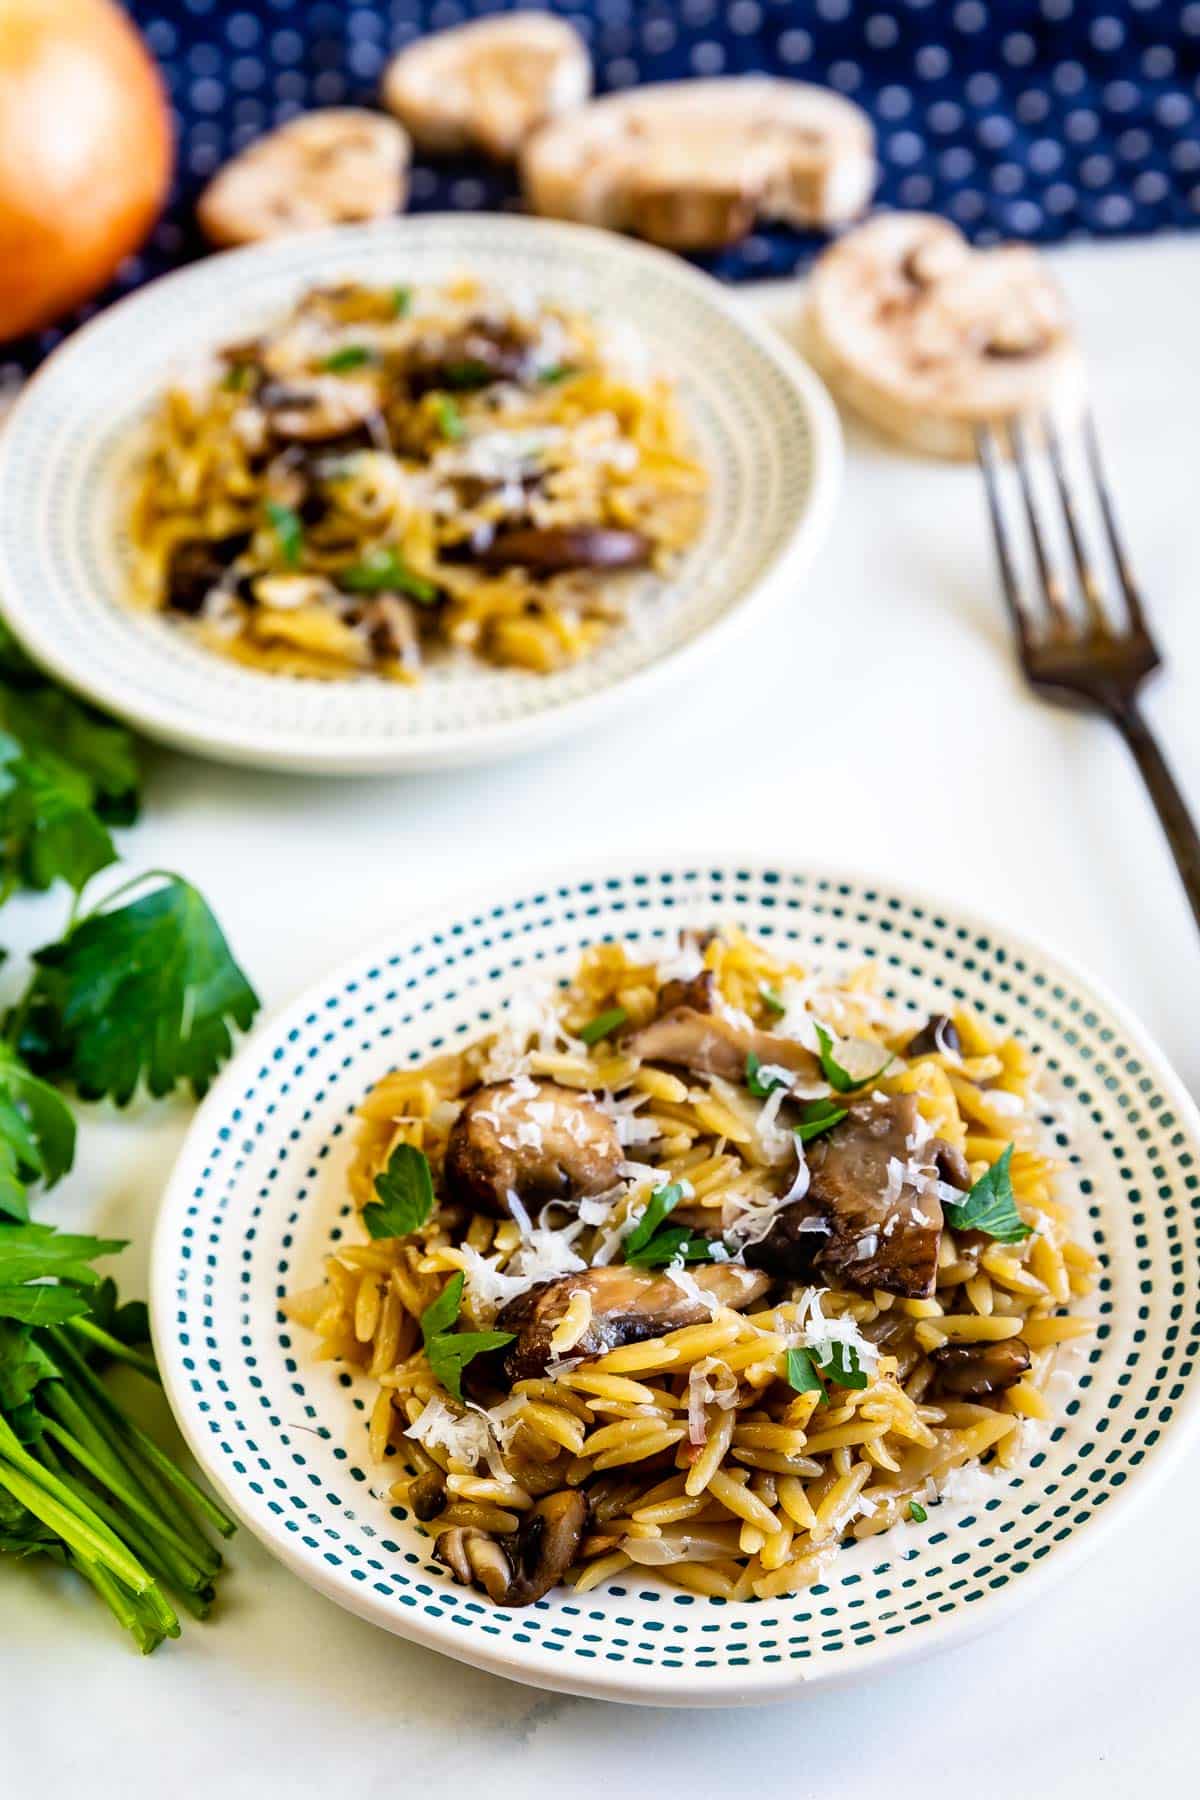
[[1009, 415, 1074, 637], [975, 422, 1033, 656], [1043, 413, 1108, 634], [1083, 409, 1150, 637]]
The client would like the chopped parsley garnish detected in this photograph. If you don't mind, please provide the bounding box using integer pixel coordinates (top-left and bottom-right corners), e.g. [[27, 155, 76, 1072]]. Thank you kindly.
[[18, 873, 260, 1105], [363, 1143, 434, 1240], [745, 1051, 788, 1100], [580, 1006, 628, 1047], [908, 1500, 928, 1523], [419, 1272, 513, 1401], [760, 985, 786, 1018], [265, 501, 304, 567], [785, 1339, 869, 1397], [391, 285, 412, 317], [794, 1097, 849, 1144], [942, 1144, 1031, 1243], [431, 394, 465, 441], [441, 359, 494, 391], [625, 1228, 720, 1269], [321, 345, 376, 373], [814, 1022, 892, 1095], [221, 362, 253, 392], [0, 1046, 76, 1224], [339, 548, 438, 603], [622, 1183, 684, 1261], [537, 363, 576, 384]]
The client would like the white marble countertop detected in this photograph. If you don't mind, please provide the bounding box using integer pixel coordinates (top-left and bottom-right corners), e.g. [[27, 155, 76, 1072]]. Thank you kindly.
[[5, 237, 1198, 1791]]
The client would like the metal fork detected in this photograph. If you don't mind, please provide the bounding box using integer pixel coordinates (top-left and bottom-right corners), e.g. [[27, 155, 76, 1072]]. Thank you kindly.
[[977, 411, 1200, 934]]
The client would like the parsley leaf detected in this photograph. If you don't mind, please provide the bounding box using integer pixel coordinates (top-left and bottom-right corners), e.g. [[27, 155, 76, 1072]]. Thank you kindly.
[[746, 1051, 788, 1100], [794, 1097, 849, 1145], [580, 1006, 628, 1047], [321, 345, 375, 372], [537, 363, 576, 385], [942, 1145, 1031, 1243], [0, 1045, 76, 1222], [419, 1273, 513, 1401], [339, 547, 439, 603], [363, 1143, 434, 1240], [908, 1500, 928, 1523], [814, 1023, 892, 1095], [760, 985, 786, 1018], [785, 1346, 826, 1396], [785, 1339, 868, 1396], [265, 501, 304, 567], [18, 873, 260, 1105], [391, 285, 412, 317], [0, 1221, 124, 1290], [622, 1183, 683, 1261], [626, 1228, 719, 1269], [0, 686, 139, 894], [440, 359, 495, 391], [431, 394, 465, 441], [0, 1284, 92, 1325]]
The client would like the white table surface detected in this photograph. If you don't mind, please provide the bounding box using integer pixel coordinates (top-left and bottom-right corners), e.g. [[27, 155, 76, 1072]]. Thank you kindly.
[[5, 237, 1198, 1792]]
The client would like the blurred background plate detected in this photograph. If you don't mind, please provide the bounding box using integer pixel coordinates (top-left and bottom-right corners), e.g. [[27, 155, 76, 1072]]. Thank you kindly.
[[152, 858, 1200, 1704], [0, 214, 839, 774]]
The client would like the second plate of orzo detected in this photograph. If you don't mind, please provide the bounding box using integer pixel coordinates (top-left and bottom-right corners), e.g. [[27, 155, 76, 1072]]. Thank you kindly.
[[152, 860, 1200, 1704]]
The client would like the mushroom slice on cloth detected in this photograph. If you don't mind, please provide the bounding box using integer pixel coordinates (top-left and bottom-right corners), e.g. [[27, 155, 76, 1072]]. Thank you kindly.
[[382, 12, 591, 161], [522, 78, 875, 250], [497, 1262, 770, 1384], [197, 109, 411, 247], [806, 212, 1086, 459], [443, 1079, 623, 1219]]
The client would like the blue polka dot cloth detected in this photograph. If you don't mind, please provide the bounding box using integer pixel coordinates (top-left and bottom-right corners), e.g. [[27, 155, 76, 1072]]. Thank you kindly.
[[6, 0, 1200, 382]]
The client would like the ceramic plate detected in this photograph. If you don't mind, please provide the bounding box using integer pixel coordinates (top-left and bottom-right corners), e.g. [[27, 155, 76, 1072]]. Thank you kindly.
[[0, 217, 839, 775], [151, 860, 1200, 1704]]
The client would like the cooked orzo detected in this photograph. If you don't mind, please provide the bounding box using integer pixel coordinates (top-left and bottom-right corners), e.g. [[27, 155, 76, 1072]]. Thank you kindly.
[[127, 277, 705, 679], [284, 927, 1096, 1607]]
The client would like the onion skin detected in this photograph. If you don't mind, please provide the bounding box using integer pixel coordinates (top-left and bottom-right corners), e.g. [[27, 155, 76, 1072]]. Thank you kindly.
[[0, 0, 174, 340]]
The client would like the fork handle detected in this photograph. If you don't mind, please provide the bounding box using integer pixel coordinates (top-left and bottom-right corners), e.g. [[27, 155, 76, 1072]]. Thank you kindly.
[[1112, 700, 1200, 935]]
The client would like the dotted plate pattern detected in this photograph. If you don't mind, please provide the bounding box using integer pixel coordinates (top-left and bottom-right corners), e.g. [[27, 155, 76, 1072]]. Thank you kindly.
[[0, 216, 839, 775], [152, 861, 1200, 1705]]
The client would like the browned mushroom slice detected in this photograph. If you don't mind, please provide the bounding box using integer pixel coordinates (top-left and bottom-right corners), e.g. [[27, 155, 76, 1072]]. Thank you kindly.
[[497, 1262, 770, 1384], [434, 1489, 589, 1607], [165, 533, 251, 616], [470, 526, 651, 575], [904, 1013, 962, 1060], [443, 1079, 623, 1220], [624, 997, 820, 1089], [523, 78, 875, 251], [406, 323, 534, 394], [257, 375, 381, 443], [382, 13, 591, 161], [931, 1338, 1031, 1399], [747, 1094, 951, 1299], [197, 109, 411, 247], [806, 212, 1086, 459]]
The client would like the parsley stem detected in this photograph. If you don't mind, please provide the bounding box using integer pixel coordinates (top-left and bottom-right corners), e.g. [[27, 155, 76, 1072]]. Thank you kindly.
[[0, 1448, 155, 1599], [39, 1413, 218, 1576], [63, 1316, 160, 1380]]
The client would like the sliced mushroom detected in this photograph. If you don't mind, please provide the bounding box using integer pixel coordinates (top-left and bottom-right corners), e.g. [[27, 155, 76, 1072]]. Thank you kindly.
[[904, 1013, 962, 1061], [406, 322, 534, 395], [407, 1468, 448, 1522], [443, 1079, 623, 1220], [806, 213, 1086, 459], [257, 375, 381, 443], [746, 1094, 952, 1299], [522, 78, 874, 251], [197, 109, 411, 247], [164, 533, 250, 615], [469, 526, 651, 575], [624, 986, 820, 1089], [931, 1338, 1031, 1399], [434, 1489, 588, 1607], [383, 13, 591, 161], [497, 1262, 770, 1384]]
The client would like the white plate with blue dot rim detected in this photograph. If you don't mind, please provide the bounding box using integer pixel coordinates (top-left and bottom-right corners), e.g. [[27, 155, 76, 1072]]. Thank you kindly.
[[0, 215, 839, 776], [151, 859, 1200, 1705]]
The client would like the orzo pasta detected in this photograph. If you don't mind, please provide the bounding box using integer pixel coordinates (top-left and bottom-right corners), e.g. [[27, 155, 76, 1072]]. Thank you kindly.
[[284, 926, 1096, 1607]]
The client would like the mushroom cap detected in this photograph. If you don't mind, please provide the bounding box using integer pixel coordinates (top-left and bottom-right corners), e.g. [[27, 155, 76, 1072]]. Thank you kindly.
[[382, 13, 591, 160], [806, 212, 1086, 459], [522, 77, 875, 250], [443, 1078, 623, 1220], [197, 109, 410, 247]]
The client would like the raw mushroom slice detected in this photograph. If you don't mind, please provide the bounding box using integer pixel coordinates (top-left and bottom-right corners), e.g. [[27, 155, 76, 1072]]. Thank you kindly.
[[522, 78, 875, 251], [805, 212, 1086, 459], [197, 109, 411, 247], [382, 13, 591, 161]]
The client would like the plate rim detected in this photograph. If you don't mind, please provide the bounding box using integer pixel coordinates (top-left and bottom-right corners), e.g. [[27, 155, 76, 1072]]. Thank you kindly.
[[0, 215, 842, 776], [150, 852, 1200, 1704]]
